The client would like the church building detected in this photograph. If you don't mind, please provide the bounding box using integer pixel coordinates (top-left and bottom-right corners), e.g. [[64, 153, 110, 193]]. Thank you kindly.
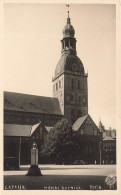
[[4, 10, 101, 169]]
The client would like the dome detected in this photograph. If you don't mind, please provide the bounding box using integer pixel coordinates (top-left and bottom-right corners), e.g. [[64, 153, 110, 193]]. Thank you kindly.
[[63, 17, 75, 38], [54, 53, 85, 78]]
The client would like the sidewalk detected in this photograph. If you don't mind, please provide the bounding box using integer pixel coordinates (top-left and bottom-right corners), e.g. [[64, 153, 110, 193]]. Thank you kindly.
[[4, 164, 116, 176]]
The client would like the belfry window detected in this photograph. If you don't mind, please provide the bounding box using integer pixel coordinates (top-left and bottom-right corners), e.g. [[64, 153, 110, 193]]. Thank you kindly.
[[65, 40, 69, 48], [70, 40, 73, 48]]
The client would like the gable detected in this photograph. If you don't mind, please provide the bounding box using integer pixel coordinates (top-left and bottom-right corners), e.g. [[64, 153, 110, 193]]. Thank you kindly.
[[73, 114, 100, 136], [31, 125, 48, 140], [4, 122, 41, 137], [72, 115, 88, 131]]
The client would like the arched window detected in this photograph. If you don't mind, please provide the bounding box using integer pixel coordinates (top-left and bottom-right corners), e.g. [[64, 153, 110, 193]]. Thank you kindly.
[[70, 40, 73, 48], [59, 80, 61, 88], [78, 110, 82, 117], [78, 96, 81, 104], [60, 93, 63, 104], [85, 82, 87, 89], [56, 83, 58, 90], [65, 40, 69, 48], [72, 79, 74, 89], [61, 78, 63, 88], [82, 96, 87, 106], [78, 80, 80, 89]]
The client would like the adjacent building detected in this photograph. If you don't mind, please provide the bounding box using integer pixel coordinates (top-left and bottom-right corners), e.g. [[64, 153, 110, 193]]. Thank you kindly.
[[99, 121, 116, 164]]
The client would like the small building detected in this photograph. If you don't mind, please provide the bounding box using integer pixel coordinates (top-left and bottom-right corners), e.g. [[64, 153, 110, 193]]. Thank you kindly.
[[102, 136, 116, 164], [99, 120, 116, 164], [73, 115, 101, 164], [4, 122, 49, 170]]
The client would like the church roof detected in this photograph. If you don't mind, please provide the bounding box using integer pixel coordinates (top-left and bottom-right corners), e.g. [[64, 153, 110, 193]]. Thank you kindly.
[[72, 114, 99, 132], [54, 53, 85, 79], [4, 91, 62, 115], [4, 122, 41, 137], [72, 115, 88, 131]]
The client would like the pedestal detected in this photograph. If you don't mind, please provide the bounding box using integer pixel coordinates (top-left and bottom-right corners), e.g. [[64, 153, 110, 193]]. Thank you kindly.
[[26, 165, 42, 176]]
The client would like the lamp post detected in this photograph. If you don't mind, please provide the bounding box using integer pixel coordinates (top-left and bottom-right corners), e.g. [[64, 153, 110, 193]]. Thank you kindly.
[[26, 142, 42, 176]]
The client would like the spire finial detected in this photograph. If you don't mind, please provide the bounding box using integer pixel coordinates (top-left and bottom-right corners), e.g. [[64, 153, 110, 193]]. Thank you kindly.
[[66, 4, 70, 23]]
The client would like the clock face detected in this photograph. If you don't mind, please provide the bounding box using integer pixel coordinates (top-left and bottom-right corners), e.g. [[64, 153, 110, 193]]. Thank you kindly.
[[72, 63, 79, 71]]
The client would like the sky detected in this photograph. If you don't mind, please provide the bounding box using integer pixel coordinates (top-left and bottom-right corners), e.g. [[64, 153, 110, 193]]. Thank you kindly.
[[3, 3, 116, 129]]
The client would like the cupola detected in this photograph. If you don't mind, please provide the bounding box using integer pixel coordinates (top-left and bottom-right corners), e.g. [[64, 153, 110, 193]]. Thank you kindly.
[[63, 14, 75, 38]]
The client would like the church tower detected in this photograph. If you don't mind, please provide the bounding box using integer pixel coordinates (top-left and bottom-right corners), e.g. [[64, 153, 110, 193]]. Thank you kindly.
[[52, 10, 88, 124]]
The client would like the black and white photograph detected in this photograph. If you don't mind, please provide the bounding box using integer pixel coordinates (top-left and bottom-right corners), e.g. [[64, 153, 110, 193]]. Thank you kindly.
[[1, 0, 121, 193]]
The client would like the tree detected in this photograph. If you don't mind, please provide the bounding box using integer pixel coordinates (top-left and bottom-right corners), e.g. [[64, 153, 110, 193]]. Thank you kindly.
[[40, 118, 80, 164]]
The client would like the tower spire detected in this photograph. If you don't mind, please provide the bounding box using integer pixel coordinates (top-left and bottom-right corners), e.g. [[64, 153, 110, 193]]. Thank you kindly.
[[66, 4, 70, 24]]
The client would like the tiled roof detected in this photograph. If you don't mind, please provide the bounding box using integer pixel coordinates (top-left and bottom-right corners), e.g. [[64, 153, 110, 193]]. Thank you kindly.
[[72, 115, 88, 131], [4, 91, 62, 115], [4, 122, 41, 137], [103, 130, 116, 139]]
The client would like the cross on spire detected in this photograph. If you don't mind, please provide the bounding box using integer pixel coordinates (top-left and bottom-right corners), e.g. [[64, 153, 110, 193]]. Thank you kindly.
[[66, 4, 70, 18]]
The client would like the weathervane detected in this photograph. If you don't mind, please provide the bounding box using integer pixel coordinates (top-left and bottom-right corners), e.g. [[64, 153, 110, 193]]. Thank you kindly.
[[66, 4, 70, 18]]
